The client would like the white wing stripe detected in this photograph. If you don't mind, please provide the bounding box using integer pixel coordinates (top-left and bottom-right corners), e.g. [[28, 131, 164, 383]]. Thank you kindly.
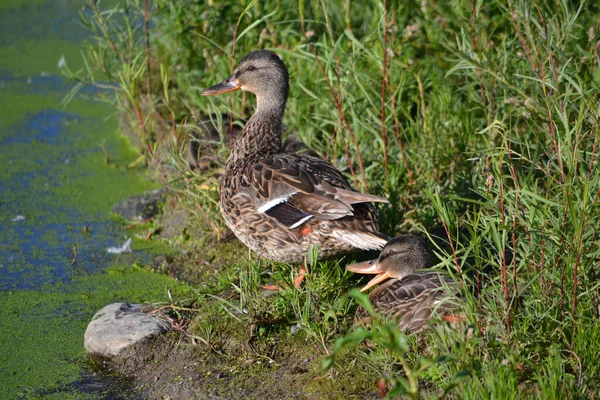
[[257, 194, 294, 213], [288, 215, 313, 229]]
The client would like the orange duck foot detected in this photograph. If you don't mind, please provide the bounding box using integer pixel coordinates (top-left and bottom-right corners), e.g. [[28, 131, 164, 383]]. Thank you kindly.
[[260, 265, 307, 291]]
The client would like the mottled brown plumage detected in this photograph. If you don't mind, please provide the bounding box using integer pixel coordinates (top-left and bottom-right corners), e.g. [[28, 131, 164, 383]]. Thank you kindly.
[[202, 50, 388, 262], [347, 235, 461, 332]]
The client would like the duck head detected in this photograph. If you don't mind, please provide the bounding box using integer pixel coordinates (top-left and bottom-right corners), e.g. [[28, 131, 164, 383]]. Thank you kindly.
[[202, 50, 289, 114], [346, 235, 433, 292]]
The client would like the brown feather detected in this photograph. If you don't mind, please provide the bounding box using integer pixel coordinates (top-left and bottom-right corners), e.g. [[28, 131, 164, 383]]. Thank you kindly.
[[356, 272, 460, 332], [212, 50, 387, 262]]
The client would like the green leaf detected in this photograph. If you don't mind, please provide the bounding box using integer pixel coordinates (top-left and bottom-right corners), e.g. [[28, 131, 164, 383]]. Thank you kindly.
[[594, 66, 600, 83], [387, 381, 408, 398], [332, 327, 373, 352], [237, 10, 278, 42], [347, 289, 375, 316]]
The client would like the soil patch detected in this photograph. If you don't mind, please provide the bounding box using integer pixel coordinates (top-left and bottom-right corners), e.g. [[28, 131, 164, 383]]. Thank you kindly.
[[108, 328, 379, 399]]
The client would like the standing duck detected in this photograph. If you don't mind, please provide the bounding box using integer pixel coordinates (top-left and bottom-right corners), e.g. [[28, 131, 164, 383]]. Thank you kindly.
[[202, 50, 388, 263], [346, 235, 462, 332]]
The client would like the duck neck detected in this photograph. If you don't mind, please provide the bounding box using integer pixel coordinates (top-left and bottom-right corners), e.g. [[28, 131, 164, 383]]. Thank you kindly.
[[228, 92, 286, 163]]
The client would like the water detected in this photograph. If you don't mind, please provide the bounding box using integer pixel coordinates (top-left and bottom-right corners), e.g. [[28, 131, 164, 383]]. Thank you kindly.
[[0, 1, 183, 397], [0, 105, 133, 291]]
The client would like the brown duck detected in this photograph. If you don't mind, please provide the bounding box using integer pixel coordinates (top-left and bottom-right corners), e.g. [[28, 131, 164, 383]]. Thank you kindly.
[[202, 50, 388, 263], [347, 235, 462, 332]]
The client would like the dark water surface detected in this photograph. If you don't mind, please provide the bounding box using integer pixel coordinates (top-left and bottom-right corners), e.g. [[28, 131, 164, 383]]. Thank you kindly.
[[0, 1, 183, 398]]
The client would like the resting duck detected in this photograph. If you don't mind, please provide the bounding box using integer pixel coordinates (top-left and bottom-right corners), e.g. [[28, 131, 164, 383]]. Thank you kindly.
[[202, 50, 388, 263], [347, 235, 462, 332]]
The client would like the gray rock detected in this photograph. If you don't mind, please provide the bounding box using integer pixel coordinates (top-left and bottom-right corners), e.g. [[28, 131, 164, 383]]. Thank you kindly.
[[112, 189, 165, 221], [84, 303, 171, 358]]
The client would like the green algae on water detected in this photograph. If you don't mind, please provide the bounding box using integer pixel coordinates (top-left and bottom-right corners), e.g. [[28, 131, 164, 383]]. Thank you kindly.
[[0, 39, 85, 78], [0, 1, 186, 399], [0, 0, 47, 11], [0, 265, 191, 398]]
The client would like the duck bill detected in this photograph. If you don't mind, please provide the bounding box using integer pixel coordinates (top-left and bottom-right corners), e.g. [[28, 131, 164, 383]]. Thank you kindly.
[[201, 75, 240, 96], [346, 259, 391, 292], [360, 271, 390, 292]]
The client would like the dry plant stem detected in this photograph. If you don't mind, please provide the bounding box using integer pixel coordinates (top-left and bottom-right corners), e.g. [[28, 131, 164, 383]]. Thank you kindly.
[[498, 165, 510, 331], [414, 73, 427, 134], [548, 52, 561, 109], [476, 269, 482, 306], [96, 0, 150, 155], [149, 305, 201, 314], [511, 206, 518, 295], [588, 123, 599, 179], [318, 331, 330, 356], [540, 225, 549, 300], [131, 101, 152, 154], [145, 228, 159, 240], [338, 129, 357, 178], [566, 116, 599, 344], [299, 19, 368, 190], [504, 139, 519, 295], [592, 262, 600, 319], [571, 200, 588, 347], [144, 0, 151, 96], [319, 0, 346, 151], [170, 110, 178, 141], [535, 159, 562, 185], [532, 0, 559, 105], [228, 7, 246, 148], [470, 0, 487, 105], [519, 203, 533, 277], [228, 14, 244, 148], [542, 76, 566, 184], [320, 5, 361, 189], [381, 0, 389, 186], [589, 128, 600, 316], [592, 189, 600, 318], [319, 0, 342, 95], [440, 219, 463, 281], [507, 0, 540, 78], [557, 202, 570, 312], [518, 1, 565, 183], [87, 0, 125, 63], [391, 96, 413, 187]]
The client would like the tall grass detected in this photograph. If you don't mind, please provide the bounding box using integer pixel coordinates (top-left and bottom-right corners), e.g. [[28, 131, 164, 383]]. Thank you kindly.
[[68, 0, 600, 397]]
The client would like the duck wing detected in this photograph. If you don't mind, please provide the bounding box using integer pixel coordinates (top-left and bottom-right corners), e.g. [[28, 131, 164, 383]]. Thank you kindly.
[[244, 153, 388, 229], [356, 272, 459, 331]]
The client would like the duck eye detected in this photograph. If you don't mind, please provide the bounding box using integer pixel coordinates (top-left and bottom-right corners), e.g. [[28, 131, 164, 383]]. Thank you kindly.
[[247, 65, 256, 72], [382, 249, 397, 258]]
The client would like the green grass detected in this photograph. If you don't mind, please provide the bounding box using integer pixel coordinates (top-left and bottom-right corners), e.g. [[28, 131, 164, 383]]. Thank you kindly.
[[69, 0, 600, 397]]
